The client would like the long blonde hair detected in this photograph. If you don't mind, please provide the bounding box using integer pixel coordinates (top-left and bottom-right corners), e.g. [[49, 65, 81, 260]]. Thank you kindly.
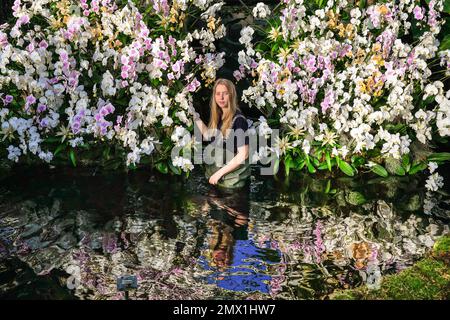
[[208, 78, 239, 137]]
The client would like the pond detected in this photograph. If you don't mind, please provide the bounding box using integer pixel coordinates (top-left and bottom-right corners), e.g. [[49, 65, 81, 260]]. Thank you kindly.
[[0, 165, 449, 300]]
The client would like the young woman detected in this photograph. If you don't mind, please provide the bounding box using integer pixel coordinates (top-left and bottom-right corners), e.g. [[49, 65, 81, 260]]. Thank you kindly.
[[193, 78, 250, 188]]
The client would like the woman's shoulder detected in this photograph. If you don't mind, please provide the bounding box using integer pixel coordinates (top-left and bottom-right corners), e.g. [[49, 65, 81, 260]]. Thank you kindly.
[[232, 111, 248, 130], [233, 111, 247, 120]]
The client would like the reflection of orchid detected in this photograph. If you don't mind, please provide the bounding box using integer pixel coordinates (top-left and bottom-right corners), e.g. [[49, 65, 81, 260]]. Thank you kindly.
[[0, 168, 448, 299], [251, 194, 448, 297]]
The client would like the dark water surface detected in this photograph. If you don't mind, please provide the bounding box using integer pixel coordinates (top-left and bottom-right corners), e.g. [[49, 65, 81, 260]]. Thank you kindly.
[[0, 165, 449, 299]]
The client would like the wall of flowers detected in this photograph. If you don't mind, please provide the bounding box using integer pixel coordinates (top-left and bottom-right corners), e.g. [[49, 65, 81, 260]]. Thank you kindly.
[[0, 0, 226, 173], [235, 0, 450, 187], [1, 0, 449, 185]]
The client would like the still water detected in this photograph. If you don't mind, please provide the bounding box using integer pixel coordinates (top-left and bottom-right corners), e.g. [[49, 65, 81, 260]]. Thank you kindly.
[[0, 165, 449, 299]]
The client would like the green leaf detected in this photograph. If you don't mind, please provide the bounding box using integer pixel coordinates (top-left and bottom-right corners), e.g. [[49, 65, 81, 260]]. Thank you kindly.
[[69, 149, 76, 167], [273, 157, 280, 175], [54, 144, 66, 156], [271, 43, 279, 55], [445, 0, 450, 14], [440, 34, 450, 51], [103, 158, 121, 170], [326, 152, 331, 171], [338, 160, 355, 177], [307, 161, 316, 173], [395, 166, 406, 176], [103, 146, 111, 160], [385, 123, 408, 134], [351, 156, 365, 168], [402, 154, 411, 172], [45, 137, 63, 143], [371, 164, 388, 177], [325, 180, 331, 194], [335, 156, 341, 167], [420, 95, 435, 108], [316, 0, 326, 8], [168, 161, 181, 175], [385, 157, 406, 176], [317, 161, 329, 170], [316, 149, 324, 159], [156, 162, 168, 174], [284, 156, 293, 176], [305, 155, 316, 173], [409, 162, 428, 175], [312, 157, 320, 167], [346, 191, 367, 206], [427, 153, 450, 162], [295, 158, 305, 171]]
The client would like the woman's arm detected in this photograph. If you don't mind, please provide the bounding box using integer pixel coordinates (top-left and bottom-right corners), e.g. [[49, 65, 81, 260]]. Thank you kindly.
[[193, 112, 209, 140], [209, 144, 249, 185]]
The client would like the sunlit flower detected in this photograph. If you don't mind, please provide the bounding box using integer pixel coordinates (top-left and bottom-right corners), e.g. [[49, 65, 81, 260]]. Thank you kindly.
[[274, 136, 292, 156], [268, 26, 281, 42]]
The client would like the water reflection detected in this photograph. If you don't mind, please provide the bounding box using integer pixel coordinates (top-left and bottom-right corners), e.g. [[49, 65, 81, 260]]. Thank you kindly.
[[196, 185, 280, 294], [0, 165, 448, 299]]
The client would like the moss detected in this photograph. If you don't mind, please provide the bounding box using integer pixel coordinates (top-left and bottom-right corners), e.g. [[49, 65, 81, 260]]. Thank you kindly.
[[434, 235, 450, 253], [330, 291, 362, 300], [330, 235, 450, 300], [375, 262, 445, 299], [433, 235, 450, 264], [414, 259, 449, 287]]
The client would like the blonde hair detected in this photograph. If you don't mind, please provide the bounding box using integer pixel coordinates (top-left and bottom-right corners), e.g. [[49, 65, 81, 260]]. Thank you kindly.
[[208, 78, 240, 137], [206, 221, 234, 270]]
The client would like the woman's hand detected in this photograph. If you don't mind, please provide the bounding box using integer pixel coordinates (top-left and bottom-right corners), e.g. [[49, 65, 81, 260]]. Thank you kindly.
[[208, 145, 248, 185], [193, 111, 200, 120], [209, 171, 223, 185]]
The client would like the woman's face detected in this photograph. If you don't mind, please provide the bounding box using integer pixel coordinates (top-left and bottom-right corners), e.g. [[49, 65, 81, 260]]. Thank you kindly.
[[214, 84, 230, 109]]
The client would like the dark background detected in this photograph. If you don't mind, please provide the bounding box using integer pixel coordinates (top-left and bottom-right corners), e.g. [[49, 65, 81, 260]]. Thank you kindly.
[[0, 0, 14, 24]]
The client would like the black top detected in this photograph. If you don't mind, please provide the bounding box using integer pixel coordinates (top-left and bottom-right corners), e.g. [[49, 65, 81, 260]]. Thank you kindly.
[[210, 111, 249, 155]]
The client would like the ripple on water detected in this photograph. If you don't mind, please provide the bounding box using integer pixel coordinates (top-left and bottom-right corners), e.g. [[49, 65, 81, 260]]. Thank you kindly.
[[0, 167, 449, 299]]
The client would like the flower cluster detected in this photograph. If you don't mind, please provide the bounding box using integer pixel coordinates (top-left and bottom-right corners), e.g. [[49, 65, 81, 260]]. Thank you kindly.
[[0, 0, 226, 170], [235, 0, 450, 177], [425, 161, 444, 192]]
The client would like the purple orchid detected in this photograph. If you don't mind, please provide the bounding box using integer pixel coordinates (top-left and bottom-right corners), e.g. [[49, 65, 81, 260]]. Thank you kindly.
[[25, 94, 36, 106], [39, 40, 48, 49], [37, 104, 47, 113], [16, 14, 30, 28], [3, 95, 13, 105], [0, 32, 8, 48], [413, 6, 425, 20], [305, 55, 317, 73], [320, 90, 334, 114], [186, 78, 200, 92], [313, 221, 325, 262]]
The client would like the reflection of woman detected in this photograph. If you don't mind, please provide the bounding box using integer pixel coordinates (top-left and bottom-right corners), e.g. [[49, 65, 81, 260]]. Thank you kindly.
[[208, 221, 235, 270], [204, 185, 250, 271], [193, 78, 250, 188]]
